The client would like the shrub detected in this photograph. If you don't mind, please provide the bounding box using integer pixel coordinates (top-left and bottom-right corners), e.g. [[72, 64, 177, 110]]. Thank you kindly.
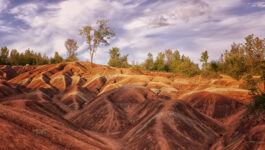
[[201, 70, 219, 78], [176, 61, 200, 77], [239, 74, 261, 90], [65, 55, 78, 62], [131, 64, 144, 72], [246, 91, 265, 114]]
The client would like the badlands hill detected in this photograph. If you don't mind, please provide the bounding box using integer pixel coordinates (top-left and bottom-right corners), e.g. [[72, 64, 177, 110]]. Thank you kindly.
[[0, 62, 264, 150]]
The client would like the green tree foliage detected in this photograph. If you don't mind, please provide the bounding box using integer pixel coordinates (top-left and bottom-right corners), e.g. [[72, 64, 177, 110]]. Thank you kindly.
[[244, 34, 265, 75], [108, 47, 129, 68], [80, 20, 115, 66], [131, 61, 144, 72], [168, 50, 181, 72], [239, 75, 259, 90], [0, 46, 64, 65], [218, 34, 265, 79], [65, 39, 78, 60], [145, 50, 199, 77], [65, 55, 79, 62], [0, 46, 9, 65], [108, 47, 120, 67], [200, 50, 208, 69], [9, 49, 20, 65], [143, 52, 154, 70], [119, 55, 129, 68], [51, 52, 64, 64], [24, 49, 36, 65], [175, 56, 200, 77], [245, 61, 265, 114], [209, 61, 218, 72], [201, 60, 219, 78], [153, 52, 166, 71], [246, 92, 265, 114], [165, 49, 173, 67]]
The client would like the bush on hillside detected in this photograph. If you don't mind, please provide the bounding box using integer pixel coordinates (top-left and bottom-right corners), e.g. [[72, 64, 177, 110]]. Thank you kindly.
[[239, 74, 261, 90], [246, 91, 265, 114]]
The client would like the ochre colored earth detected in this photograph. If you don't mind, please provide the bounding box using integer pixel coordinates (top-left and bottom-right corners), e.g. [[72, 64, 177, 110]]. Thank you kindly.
[[0, 62, 264, 150]]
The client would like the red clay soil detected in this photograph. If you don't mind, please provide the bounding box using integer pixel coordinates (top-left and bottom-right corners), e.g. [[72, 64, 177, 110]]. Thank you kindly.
[[183, 91, 243, 121], [0, 81, 30, 98], [0, 62, 264, 150], [0, 65, 36, 80], [0, 104, 113, 150], [66, 86, 225, 149]]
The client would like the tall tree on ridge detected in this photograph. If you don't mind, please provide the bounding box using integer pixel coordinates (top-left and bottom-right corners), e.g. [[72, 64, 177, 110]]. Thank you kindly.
[[80, 20, 115, 67], [65, 39, 78, 61], [200, 50, 209, 69]]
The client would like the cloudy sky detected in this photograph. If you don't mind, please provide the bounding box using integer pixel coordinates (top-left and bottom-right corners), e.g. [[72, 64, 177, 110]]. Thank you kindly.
[[0, 0, 265, 65]]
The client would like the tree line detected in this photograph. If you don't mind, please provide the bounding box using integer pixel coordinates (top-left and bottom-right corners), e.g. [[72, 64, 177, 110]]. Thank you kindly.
[[0, 38, 79, 66], [199, 34, 265, 79], [0, 47, 63, 65], [1, 33, 263, 80], [108, 34, 264, 79]]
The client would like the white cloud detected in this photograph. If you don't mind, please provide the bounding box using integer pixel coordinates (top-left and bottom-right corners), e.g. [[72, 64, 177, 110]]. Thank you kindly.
[[0, 0, 8, 12], [251, 1, 265, 8]]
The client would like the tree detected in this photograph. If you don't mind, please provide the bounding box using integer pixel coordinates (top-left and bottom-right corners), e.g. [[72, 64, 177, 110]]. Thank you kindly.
[[24, 49, 35, 65], [9, 49, 20, 65], [165, 49, 173, 65], [173, 50, 181, 61], [119, 54, 129, 68], [153, 52, 165, 71], [177, 56, 200, 77], [164, 49, 174, 71], [168, 50, 181, 72], [200, 50, 208, 69], [35, 53, 43, 65], [210, 34, 264, 79], [0, 46, 9, 65], [108, 47, 121, 67], [80, 20, 115, 67], [244, 34, 265, 75], [65, 39, 78, 59], [143, 52, 154, 70], [108, 47, 129, 68], [51, 52, 63, 64], [209, 61, 219, 72]]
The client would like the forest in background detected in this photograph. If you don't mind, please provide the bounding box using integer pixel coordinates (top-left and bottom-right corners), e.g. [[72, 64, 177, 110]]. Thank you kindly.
[[0, 34, 264, 81]]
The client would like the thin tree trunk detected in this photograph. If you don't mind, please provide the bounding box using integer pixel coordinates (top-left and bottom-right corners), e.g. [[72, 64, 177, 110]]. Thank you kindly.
[[90, 53, 93, 68]]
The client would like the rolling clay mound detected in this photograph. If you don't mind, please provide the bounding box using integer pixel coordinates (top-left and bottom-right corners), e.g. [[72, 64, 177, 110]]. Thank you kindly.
[[67, 86, 158, 136], [212, 110, 265, 150], [8, 62, 138, 91], [0, 87, 69, 119], [83, 76, 106, 93], [0, 104, 113, 150], [57, 86, 97, 111], [69, 86, 226, 149], [0, 81, 29, 98], [183, 91, 243, 120], [0, 65, 36, 80]]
